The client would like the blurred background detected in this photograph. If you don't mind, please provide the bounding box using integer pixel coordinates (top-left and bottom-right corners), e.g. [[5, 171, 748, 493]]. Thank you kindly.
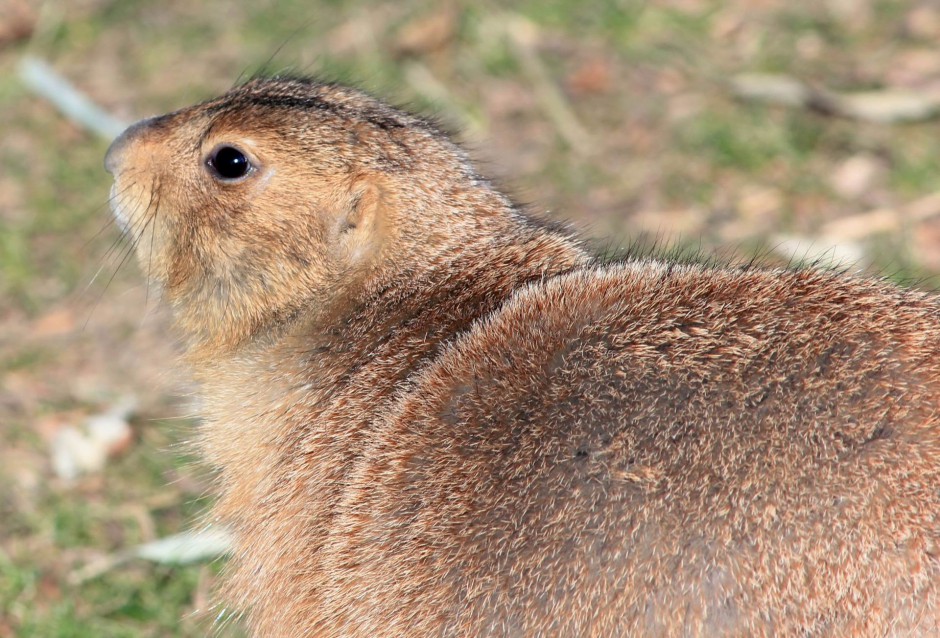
[[3, 0, 940, 635]]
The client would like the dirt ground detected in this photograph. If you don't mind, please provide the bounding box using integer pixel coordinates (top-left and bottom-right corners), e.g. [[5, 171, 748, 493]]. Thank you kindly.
[[3, 0, 940, 635]]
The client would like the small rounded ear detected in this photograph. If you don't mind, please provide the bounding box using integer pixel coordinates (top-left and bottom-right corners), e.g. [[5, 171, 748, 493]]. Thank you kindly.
[[344, 179, 381, 232], [337, 176, 385, 263]]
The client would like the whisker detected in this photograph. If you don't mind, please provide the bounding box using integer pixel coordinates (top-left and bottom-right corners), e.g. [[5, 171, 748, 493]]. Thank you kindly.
[[82, 180, 159, 330], [97, 181, 148, 265], [144, 175, 161, 312], [83, 182, 143, 293], [82, 240, 139, 330], [82, 181, 137, 251]]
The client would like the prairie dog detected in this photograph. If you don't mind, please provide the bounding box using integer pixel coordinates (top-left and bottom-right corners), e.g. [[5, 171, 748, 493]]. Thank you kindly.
[[105, 77, 940, 636]]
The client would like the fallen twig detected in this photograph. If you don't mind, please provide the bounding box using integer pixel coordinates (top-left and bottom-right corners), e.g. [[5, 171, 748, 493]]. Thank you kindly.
[[499, 14, 595, 156], [402, 61, 486, 138], [68, 526, 233, 585], [18, 55, 127, 140], [731, 73, 940, 124]]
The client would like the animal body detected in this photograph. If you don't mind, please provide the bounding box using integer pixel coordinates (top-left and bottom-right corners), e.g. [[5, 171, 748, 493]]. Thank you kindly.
[[105, 77, 940, 636]]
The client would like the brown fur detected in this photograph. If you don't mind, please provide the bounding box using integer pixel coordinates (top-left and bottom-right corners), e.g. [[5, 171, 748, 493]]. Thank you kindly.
[[105, 77, 940, 636]]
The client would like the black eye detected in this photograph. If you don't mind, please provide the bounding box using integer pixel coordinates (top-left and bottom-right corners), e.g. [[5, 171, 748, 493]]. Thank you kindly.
[[208, 146, 251, 180]]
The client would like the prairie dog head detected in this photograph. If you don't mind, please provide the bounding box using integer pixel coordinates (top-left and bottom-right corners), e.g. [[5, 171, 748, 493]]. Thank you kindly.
[[105, 77, 497, 353]]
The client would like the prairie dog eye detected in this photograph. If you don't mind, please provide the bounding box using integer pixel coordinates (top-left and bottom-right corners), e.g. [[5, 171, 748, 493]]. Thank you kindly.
[[207, 145, 252, 181]]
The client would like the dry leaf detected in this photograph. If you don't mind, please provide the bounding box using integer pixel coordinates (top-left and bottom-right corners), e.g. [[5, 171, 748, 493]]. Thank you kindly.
[[32, 307, 76, 338], [566, 56, 613, 96], [393, 6, 458, 57], [0, 0, 36, 47], [913, 218, 940, 271], [134, 527, 232, 565], [830, 154, 881, 200], [50, 397, 136, 481], [905, 5, 940, 39], [736, 186, 782, 221]]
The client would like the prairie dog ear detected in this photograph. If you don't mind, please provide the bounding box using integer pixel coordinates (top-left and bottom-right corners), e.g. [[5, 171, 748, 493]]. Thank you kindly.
[[336, 176, 385, 262]]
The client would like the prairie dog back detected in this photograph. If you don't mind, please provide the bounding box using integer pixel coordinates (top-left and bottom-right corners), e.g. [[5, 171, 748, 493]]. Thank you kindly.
[[104, 77, 940, 636]]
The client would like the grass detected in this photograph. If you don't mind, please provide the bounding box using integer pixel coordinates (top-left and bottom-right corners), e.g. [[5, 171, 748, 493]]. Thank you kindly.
[[2, 0, 939, 636], [0, 416, 222, 637]]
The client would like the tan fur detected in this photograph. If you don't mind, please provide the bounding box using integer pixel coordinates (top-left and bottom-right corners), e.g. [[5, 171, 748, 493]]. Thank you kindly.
[[105, 77, 940, 636]]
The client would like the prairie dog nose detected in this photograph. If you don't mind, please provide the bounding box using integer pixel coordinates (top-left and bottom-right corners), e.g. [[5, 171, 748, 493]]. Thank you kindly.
[[104, 116, 162, 175]]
